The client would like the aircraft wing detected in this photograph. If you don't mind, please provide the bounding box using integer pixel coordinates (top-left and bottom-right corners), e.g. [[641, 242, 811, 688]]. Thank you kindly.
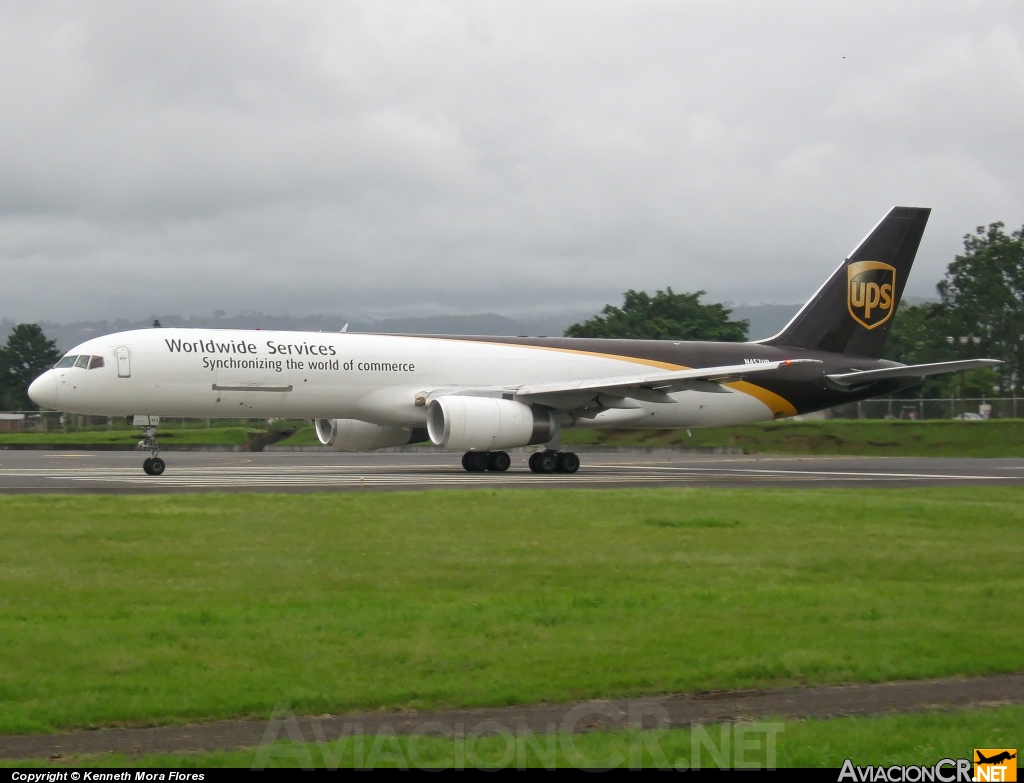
[[512, 358, 820, 404], [826, 358, 1001, 387]]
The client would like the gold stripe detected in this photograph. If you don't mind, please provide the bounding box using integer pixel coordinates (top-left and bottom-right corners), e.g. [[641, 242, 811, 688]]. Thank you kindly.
[[726, 381, 798, 418], [409, 335, 798, 417]]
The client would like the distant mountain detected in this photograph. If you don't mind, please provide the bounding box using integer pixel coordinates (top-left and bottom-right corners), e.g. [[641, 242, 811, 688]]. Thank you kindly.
[[1, 298, 941, 352], [371, 313, 586, 338], [1, 312, 591, 353], [727, 304, 800, 341]]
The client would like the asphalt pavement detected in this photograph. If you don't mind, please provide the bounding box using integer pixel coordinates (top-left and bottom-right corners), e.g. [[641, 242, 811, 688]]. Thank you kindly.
[[1, 449, 1022, 493]]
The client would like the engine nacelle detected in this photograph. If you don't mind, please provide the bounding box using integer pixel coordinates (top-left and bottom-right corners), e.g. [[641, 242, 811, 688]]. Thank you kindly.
[[314, 418, 428, 451], [426, 396, 555, 451]]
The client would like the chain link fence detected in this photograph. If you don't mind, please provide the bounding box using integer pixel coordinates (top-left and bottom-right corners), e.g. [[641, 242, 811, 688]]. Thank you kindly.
[[825, 397, 1020, 420]]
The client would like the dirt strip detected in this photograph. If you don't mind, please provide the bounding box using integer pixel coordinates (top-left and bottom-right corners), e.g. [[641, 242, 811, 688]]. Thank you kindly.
[[2, 673, 1022, 760]]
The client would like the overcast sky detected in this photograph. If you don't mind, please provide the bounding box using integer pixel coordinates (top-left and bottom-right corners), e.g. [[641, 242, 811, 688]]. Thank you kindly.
[[1, 1, 1022, 323]]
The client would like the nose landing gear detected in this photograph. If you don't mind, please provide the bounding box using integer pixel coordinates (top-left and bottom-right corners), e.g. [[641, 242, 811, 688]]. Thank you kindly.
[[138, 425, 166, 476], [143, 456, 166, 476]]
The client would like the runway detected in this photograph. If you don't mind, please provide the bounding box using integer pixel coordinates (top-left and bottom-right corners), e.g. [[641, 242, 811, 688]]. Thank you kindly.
[[1, 449, 1022, 493]]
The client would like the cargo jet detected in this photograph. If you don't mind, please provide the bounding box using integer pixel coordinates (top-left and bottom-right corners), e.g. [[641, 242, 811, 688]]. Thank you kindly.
[[29, 206, 999, 476]]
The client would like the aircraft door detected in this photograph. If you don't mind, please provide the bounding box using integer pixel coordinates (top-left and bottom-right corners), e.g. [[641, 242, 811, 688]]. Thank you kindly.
[[116, 347, 131, 378]]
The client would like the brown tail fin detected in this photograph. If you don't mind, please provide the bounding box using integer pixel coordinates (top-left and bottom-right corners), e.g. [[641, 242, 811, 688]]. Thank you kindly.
[[763, 206, 930, 359]]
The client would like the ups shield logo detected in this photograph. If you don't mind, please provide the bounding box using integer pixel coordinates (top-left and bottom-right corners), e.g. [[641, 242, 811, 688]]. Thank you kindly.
[[847, 260, 896, 330]]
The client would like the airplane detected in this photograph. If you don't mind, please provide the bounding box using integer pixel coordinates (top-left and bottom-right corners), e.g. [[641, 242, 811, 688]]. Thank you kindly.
[[28, 206, 1000, 477], [976, 751, 1016, 765]]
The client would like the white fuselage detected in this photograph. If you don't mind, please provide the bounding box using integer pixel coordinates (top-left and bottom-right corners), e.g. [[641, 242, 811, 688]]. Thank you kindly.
[[29, 328, 777, 434]]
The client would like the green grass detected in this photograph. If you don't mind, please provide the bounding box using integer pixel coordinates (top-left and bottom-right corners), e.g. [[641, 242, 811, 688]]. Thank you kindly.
[[0, 488, 1022, 735], [5, 420, 1023, 457], [278, 425, 320, 445], [0, 427, 260, 446], [4, 706, 1021, 768], [561, 419, 1024, 457]]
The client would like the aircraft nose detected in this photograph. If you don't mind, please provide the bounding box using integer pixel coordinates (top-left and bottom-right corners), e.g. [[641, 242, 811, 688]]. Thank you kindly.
[[28, 372, 58, 409]]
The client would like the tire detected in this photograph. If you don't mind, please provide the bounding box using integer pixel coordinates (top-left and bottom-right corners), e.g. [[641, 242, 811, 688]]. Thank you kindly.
[[149, 457, 166, 476], [536, 451, 558, 474], [142, 458, 154, 475], [466, 452, 489, 472], [556, 451, 580, 474], [461, 452, 472, 471], [487, 451, 511, 472], [528, 452, 542, 473]]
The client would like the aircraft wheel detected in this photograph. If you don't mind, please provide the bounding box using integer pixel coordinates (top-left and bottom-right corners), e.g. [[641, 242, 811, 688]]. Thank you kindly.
[[487, 451, 511, 472], [461, 452, 472, 471], [556, 451, 580, 474], [148, 457, 166, 476], [464, 452, 488, 472], [142, 458, 154, 475], [535, 450, 558, 474], [528, 452, 542, 473]]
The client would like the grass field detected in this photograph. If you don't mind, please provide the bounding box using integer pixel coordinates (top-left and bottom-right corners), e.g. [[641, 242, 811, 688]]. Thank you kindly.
[[0, 488, 1022, 736], [0, 426, 293, 450], [274, 424, 320, 445], [559, 419, 1024, 457], [4, 705, 1019, 768], [0, 426, 259, 446], [244, 419, 1024, 456], [3, 419, 1023, 457]]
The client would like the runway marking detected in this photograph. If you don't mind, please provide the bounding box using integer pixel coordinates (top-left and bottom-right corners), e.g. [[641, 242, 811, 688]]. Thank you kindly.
[[4, 452, 1023, 494], [1, 464, 1011, 477], [0, 466, 1003, 480], [1, 461, 1014, 490], [589, 464, 1005, 481]]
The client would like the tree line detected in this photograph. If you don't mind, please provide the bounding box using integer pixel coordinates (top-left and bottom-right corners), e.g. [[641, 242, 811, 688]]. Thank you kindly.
[[1, 221, 1022, 409], [0, 325, 60, 410]]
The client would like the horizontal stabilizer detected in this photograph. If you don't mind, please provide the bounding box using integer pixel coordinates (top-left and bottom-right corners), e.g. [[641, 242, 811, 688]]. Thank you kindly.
[[826, 359, 1002, 387]]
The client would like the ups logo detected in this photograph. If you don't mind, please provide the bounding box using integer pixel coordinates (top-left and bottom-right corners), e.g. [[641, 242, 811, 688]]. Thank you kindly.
[[847, 260, 896, 330]]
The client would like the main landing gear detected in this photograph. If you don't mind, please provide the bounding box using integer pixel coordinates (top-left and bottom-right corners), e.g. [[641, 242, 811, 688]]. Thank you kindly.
[[529, 449, 580, 474], [461, 451, 512, 472], [459, 450, 580, 474], [138, 425, 166, 476]]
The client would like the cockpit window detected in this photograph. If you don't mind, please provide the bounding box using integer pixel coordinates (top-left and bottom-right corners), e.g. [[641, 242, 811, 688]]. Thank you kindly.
[[54, 355, 78, 368], [75, 355, 90, 368], [88, 356, 105, 369]]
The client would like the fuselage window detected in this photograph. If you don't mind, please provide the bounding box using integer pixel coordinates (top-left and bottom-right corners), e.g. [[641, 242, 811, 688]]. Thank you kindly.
[[75, 355, 91, 368], [88, 356, 105, 369], [55, 355, 78, 368]]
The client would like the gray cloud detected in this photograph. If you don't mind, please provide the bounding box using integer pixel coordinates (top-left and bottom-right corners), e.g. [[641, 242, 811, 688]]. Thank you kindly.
[[1, 1, 1022, 322]]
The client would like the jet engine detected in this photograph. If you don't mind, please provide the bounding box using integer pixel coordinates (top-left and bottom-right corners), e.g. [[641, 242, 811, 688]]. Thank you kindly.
[[314, 418, 428, 451], [426, 396, 556, 451]]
